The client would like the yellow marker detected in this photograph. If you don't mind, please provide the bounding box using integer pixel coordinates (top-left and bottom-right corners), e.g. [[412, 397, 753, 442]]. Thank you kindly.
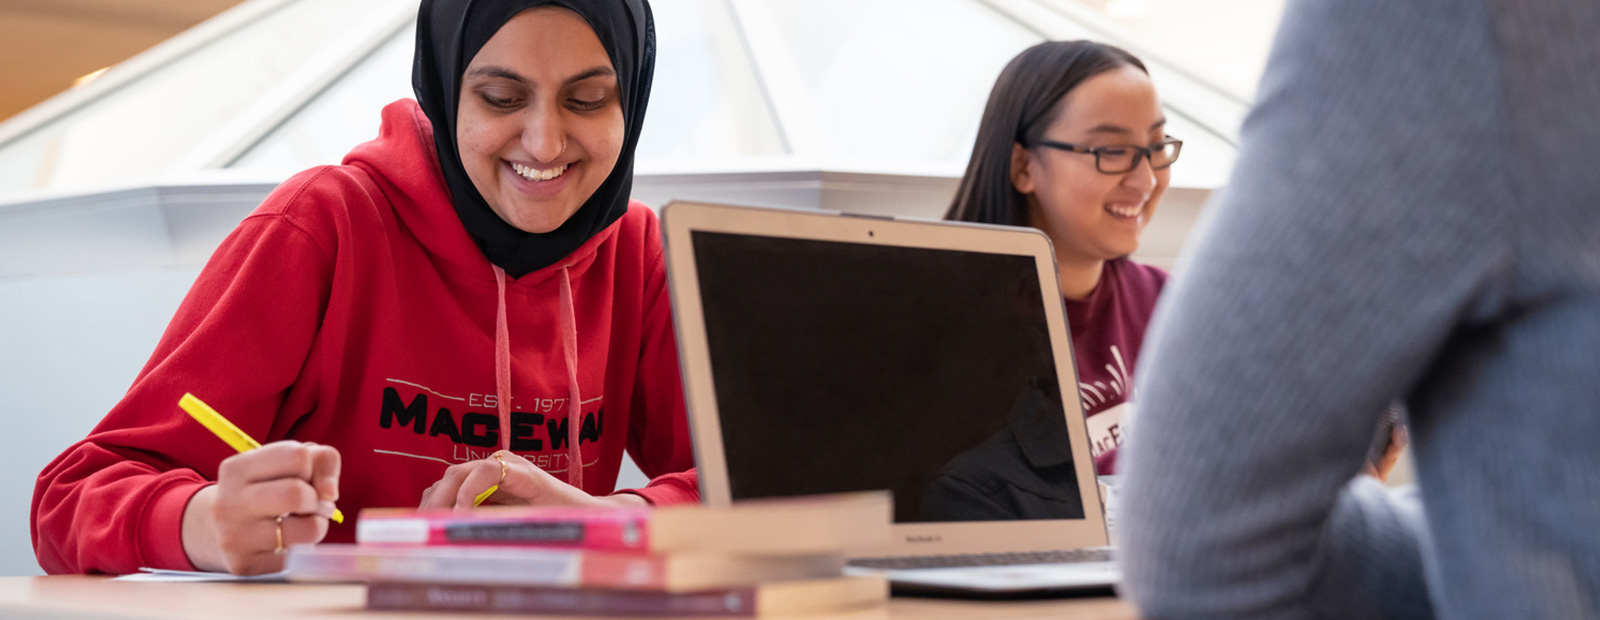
[[471, 450, 508, 507], [179, 393, 345, 523], [472, 485, 498, 507]]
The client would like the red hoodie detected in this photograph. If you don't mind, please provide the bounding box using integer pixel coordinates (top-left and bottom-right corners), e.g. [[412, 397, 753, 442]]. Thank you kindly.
[[31, 99, 699, 575]]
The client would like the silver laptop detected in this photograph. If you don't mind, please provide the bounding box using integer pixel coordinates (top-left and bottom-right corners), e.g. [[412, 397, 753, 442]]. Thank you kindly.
[[662, 201, 1118, 596]]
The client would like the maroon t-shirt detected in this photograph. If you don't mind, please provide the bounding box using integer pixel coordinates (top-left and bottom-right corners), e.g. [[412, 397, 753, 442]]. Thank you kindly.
[[1063, 258, 1167, 474]]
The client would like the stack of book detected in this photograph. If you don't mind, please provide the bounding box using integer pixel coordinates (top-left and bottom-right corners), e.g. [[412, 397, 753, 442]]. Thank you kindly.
[[286, 491, 892, 617]]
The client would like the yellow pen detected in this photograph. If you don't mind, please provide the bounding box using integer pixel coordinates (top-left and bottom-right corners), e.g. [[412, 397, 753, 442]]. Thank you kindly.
[[179, 393, 345, 523], [472, 485, 498, 507], [471, 451, 509, 507]]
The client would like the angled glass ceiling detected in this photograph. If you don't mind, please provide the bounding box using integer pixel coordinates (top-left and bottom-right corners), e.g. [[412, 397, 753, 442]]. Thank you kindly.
[[0, 0, 407, 197], [0, 0, 1252, 202]]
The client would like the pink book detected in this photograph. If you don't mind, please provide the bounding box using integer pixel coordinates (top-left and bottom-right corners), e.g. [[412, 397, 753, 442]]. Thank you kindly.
[[358, 506, 653, 550], [354, 491, 890, 555], [288, 544, 846, 592]]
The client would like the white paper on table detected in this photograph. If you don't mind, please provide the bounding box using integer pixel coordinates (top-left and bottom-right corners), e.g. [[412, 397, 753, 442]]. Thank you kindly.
[[112, 568, 289, 582]]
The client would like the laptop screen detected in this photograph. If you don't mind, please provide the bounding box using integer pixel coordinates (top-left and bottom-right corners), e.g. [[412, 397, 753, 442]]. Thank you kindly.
[[692, 231, 1085, 524]]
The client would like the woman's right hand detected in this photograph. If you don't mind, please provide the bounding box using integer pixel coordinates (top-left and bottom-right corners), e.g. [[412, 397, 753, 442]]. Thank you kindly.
[[181, 441, 341, 575]]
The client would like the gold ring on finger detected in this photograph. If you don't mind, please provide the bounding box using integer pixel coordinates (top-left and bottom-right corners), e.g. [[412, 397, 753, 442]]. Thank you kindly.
[[274, 515, 286, 555]]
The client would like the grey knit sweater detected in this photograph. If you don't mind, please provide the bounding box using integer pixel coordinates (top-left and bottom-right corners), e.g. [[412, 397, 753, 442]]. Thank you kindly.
[[1117, 0, 1600, 618]]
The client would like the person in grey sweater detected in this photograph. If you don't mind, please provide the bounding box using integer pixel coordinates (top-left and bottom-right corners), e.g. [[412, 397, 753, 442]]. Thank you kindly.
[[1116, 0, 1600, 617]]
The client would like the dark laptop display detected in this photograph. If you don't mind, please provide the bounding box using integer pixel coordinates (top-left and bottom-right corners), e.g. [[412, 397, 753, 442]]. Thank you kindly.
[[691, 231, 1084, 524]]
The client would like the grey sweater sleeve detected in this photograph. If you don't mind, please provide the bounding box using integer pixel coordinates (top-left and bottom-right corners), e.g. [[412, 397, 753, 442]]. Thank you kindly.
[[1116, 0, 1514, 617]]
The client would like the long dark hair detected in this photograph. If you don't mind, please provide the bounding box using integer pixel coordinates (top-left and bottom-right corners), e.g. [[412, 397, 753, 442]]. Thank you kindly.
[[945, 41, 1145, 226]]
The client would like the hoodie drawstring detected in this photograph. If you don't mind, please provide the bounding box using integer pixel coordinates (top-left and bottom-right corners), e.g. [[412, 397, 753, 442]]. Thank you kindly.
[[493, 266, 512, 454], [491, 264, 585, 492], [557, 267, 584, 491]]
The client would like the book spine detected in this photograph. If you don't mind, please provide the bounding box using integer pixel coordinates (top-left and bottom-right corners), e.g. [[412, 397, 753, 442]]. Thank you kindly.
[[289, 547, 585, 585], [291, 545, 694, 589], [368, 582, 755, 617], [358, 515, 648, 550]]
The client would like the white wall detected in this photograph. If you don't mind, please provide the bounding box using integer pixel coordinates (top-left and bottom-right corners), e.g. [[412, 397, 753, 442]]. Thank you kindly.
[[0, 270, 197, 576]]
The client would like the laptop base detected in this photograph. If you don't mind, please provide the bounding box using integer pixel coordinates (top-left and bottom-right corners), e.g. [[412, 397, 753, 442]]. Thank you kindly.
[[848, 562, 1120, 599]]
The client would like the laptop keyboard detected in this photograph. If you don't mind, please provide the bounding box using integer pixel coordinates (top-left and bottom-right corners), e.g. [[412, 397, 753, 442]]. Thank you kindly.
[[849, 547, 1114, 570]]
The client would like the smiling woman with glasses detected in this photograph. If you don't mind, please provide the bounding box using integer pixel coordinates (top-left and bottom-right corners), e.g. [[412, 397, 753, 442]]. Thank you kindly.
[[945, 40, 1175, 477]]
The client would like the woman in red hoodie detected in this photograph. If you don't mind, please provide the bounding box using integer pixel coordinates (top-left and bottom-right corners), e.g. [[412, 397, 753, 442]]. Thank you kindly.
[[32, 0, 695, 576]]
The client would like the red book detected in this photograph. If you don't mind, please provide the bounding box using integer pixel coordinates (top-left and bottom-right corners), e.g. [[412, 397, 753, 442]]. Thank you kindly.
[[355, 491, 890, 555], [366, 576, 889, 617]]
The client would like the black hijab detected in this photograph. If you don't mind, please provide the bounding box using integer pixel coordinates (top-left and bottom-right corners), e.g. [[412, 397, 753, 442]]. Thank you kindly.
[[413, 0, 655, 277]]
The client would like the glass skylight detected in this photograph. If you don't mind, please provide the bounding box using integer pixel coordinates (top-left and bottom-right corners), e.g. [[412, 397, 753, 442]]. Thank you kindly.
[[0, 0, 1260, 200], [0, 0, 407, 197]]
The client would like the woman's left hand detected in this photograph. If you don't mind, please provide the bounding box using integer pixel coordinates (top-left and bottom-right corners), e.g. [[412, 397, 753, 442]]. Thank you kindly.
[[418, 451, 646, 509]]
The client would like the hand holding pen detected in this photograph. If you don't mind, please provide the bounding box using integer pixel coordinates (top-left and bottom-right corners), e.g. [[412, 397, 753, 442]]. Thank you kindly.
[[416, 449, 648, 510], [178, 394, 343, 575]]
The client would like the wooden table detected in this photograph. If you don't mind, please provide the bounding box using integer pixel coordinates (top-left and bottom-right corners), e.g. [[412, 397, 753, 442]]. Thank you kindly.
[[0, 576, 1138, 620]]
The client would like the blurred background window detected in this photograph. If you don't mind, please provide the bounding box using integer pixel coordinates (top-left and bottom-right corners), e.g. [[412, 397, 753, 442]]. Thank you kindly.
[[0, 0, 1278, 199]]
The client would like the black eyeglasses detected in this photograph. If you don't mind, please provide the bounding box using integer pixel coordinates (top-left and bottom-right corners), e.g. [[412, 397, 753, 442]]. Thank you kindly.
[[1028, 136, 1183, 174]]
